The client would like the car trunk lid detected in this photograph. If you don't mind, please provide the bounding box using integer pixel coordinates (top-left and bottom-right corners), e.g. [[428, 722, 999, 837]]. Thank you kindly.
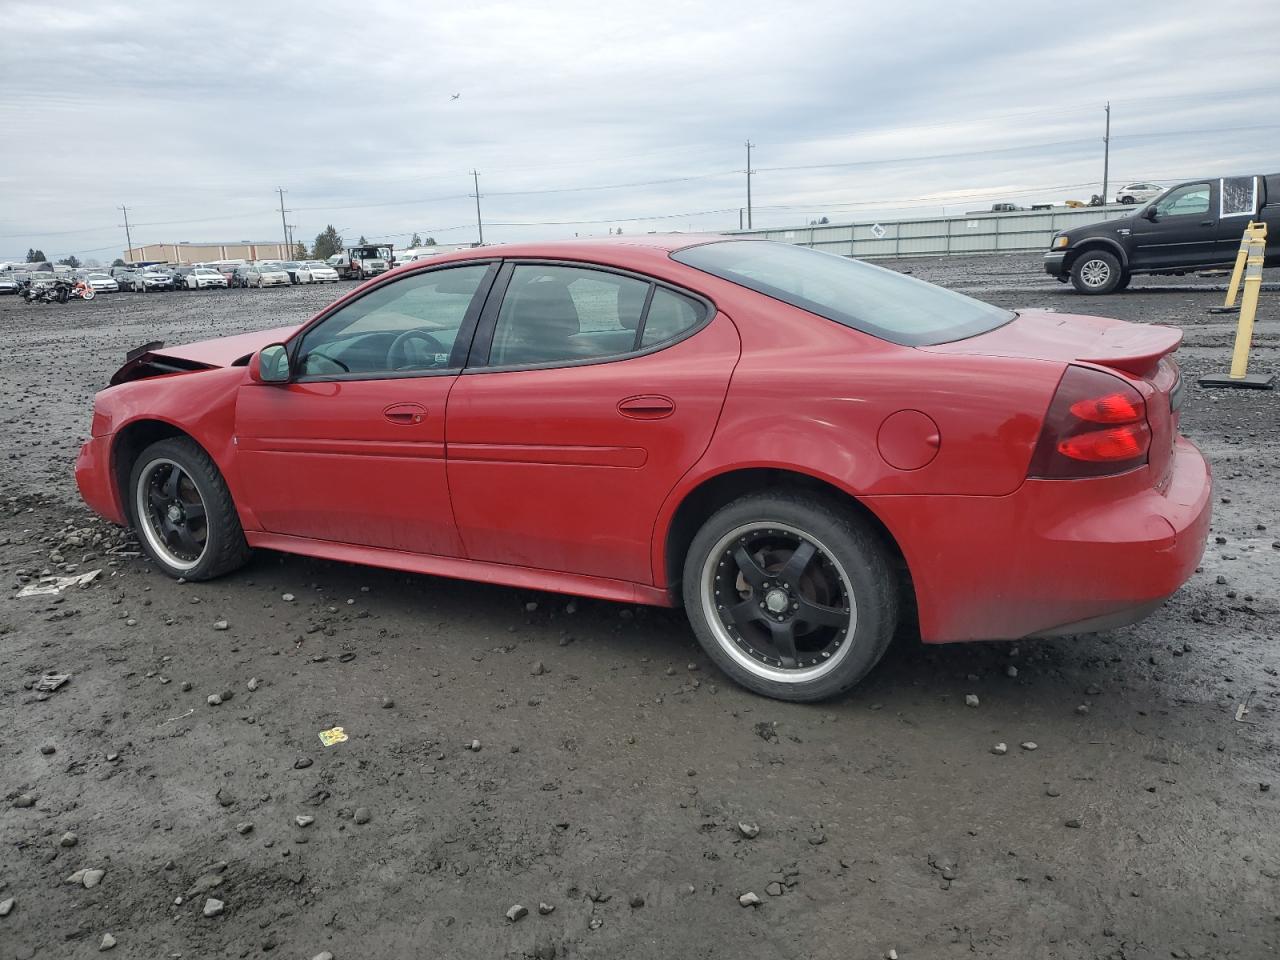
[[924, 309, 1183, 484]]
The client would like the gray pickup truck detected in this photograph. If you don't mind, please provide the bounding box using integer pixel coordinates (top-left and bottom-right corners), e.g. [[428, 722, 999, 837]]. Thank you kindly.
[[1044, 174, 1280, 294]]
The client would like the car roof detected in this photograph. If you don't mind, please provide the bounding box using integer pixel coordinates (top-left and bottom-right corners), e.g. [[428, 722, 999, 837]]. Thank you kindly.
[[406, 234, 724, 271]]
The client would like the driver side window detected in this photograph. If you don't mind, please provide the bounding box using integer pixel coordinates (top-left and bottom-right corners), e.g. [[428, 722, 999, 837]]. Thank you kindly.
[[297, 265, 490, 377], [1154, 183, 1210, 218]]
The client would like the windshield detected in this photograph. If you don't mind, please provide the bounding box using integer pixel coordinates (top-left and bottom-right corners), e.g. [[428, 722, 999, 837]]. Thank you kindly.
[[671, 240, 1013, 346]]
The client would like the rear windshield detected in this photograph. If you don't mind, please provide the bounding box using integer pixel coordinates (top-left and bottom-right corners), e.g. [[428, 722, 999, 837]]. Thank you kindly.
[[671, 240, 1013, 346]]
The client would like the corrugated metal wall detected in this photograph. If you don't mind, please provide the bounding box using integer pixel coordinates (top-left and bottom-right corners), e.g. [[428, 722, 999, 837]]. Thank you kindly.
[[723, 206, 1136, 258]]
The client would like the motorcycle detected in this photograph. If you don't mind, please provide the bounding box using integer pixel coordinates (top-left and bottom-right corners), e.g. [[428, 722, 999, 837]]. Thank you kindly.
[[20, 277, 94, 303]]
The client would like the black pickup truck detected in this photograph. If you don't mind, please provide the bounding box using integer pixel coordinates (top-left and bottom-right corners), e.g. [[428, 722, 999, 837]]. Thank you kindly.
[[1044, 174, 1280, 294]]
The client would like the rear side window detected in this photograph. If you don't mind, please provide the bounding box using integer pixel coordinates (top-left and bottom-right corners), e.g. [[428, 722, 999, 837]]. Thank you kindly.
[[641, 287, 702, 347], [672, 240, 1012, 346], [486, 265, 707, 367]]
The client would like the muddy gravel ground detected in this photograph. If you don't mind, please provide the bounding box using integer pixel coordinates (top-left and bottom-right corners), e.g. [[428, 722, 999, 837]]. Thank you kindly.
[[1, 254, 1278, 960]]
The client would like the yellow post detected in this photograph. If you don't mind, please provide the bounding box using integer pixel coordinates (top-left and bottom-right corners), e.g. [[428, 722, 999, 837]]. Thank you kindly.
[[1210, 221, 1267, 314], [1229, 232, 1266, 378], [1200, 222, 1274, 389]]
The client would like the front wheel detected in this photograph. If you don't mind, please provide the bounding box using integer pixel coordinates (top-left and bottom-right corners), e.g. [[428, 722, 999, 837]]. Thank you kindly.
[[683, 493, 898, 702], [129, 437, 251, 581], [82, 289, 95, 300], [1070, 250, 1123, 294]]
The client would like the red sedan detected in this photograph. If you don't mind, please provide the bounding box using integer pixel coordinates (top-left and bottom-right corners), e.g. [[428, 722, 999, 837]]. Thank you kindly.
[[76, 237, 1211, 701]]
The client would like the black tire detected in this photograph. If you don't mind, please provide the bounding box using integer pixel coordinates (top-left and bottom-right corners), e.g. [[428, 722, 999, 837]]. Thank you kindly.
[[1115, 271, 1132, 291], [682, 492, 898, 702], [1120, 196, 1135, 205], [128, 437, 250, 581], [1070, 249, 1123, 295]]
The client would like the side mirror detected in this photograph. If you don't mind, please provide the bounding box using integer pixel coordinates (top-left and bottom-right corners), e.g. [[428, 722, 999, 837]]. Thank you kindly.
[[1141, 206, 1158, 221], [250, 343, 291, 384]]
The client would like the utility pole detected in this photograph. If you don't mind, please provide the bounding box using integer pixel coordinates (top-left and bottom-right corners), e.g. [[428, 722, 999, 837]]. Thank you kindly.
[[118, 205, 133, 260], [745, 141, 755, 229], [1101, 102, 1111, 208], [276, 187, 289, 254], [286, 224, 297, 253], [470, 170, 484, 246]]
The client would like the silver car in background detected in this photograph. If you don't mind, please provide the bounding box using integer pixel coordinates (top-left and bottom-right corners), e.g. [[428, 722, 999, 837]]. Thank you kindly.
[[244, 263, 291, 288]]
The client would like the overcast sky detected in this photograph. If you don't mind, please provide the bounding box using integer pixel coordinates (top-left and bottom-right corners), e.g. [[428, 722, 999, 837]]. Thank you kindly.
[[2, 0, 1278, 262]]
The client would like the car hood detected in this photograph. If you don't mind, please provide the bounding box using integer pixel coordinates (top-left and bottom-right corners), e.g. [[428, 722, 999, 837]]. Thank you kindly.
[[1060, 212, 1139, 240], [922, 308, 1181, 376], [109, 325, 298, 385]]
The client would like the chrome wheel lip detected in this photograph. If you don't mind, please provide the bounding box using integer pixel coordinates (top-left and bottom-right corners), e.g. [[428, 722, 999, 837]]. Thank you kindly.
[[1080, 258, 1112, 287], [134, 457, 206, 572], [700, 521, 857, 684]]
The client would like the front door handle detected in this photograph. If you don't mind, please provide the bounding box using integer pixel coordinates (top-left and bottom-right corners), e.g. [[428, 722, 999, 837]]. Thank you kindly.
[[1200, 220, 1214, 226], [617, 395, 675, 420], [383, 402, 427, 424]]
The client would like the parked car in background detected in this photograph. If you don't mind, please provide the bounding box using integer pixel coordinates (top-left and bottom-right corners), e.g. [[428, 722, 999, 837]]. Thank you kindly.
[[0, 275, 20, 295], [243, 263, 291, 288], [171, 266, 196, 289], [1116, 182, 1163, 205], [139, 267, 175, 292], [294, 260, 340, 283], [1046, 173, 1280, 293], [186, 267, 229, 290], [84, 272, 119, 292], [115, 268, 143, 292], [76, 237, 1210, 702], [281, 261, 303, 283], [201, 261, 243, 286]]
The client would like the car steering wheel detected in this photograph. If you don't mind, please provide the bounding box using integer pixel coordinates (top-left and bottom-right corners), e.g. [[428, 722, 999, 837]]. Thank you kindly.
[[387, 329, 447, 370]]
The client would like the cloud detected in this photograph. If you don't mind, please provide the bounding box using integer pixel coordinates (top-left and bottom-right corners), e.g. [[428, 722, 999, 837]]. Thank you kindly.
[[1, 0, 1277, 259]]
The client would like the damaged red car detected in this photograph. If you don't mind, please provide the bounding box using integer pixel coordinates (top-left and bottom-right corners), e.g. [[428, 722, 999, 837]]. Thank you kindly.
[[76, 237, 1212, 701]]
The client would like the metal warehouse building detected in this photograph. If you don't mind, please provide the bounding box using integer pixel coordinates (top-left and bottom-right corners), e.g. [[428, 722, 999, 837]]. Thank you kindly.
[[125, 241, 293, 264]]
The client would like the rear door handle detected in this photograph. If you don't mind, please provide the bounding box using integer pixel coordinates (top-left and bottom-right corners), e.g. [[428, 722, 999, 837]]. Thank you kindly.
[[617, 395, 675, 419], [1200, 220, 1214, 226], [383, 402, 427, 424]]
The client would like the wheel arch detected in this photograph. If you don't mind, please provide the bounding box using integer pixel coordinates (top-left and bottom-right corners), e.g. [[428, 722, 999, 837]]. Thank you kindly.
[[657, 466, 916, 623], [1066, 237, 1129, 270], [110, 419, 202, 523]]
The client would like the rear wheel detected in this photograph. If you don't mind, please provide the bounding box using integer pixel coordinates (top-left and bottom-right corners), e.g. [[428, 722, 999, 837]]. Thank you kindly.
[[1070, 250, 1123, 294], [1115, 271, 1132, 291], [129, 437, 250, 581], [683, 493, 898, 702]]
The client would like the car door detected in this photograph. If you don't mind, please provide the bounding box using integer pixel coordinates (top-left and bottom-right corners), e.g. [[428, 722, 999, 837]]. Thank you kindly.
[[445, 261, 741, 585], [234, 261, 498, 555], [1129, 180, 1218, 269]]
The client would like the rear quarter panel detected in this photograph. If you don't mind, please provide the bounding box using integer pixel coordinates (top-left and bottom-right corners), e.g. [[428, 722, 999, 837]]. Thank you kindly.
[[651, 297, 1065, 586], [685, 298, 1064, 497]]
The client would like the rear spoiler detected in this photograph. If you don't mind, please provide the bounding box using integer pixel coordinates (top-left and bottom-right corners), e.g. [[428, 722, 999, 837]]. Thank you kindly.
[[1077, 324, 1182, 378]]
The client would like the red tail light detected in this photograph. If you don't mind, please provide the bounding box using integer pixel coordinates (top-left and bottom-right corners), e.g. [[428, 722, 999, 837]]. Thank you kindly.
[[1029, 365, 1150, 478]]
